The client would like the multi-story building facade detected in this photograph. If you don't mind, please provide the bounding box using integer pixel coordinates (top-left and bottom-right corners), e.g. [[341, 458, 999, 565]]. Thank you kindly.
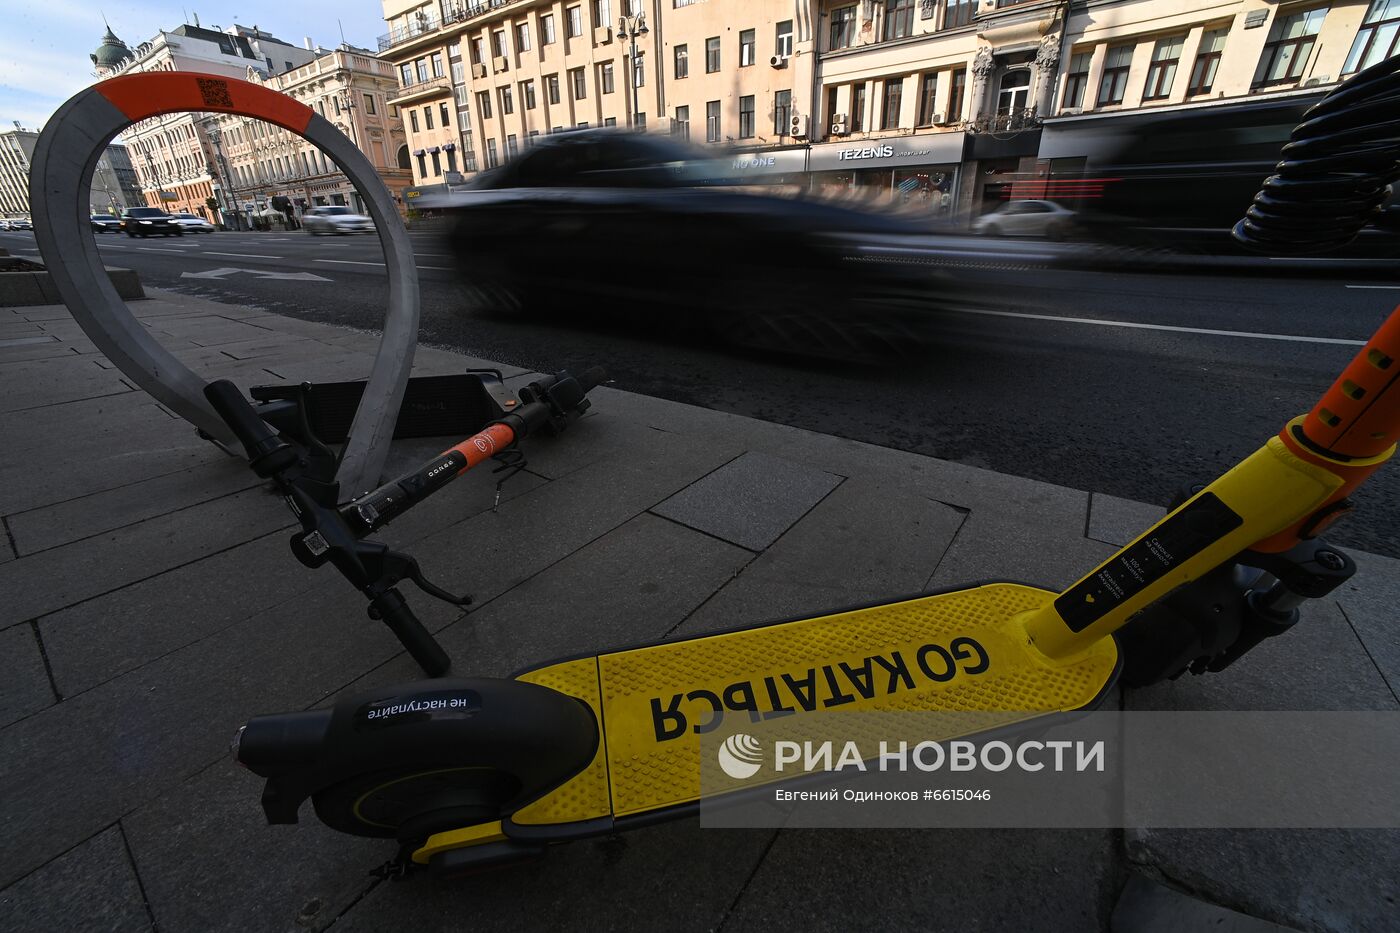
[[205, 46, 413, 224], [92, 21, 321, 219], [0, 125, 143, 220], [377, 0, 1392, 223], [378, 0, 820, 197]]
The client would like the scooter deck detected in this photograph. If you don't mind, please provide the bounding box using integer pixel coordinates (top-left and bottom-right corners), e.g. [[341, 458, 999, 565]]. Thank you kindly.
[[506, 582, 1118, 832]]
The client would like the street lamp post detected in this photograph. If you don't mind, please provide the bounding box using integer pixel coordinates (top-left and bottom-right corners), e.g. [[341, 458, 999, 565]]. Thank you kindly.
[[617, 12, 648, 129], [336, 82, 365, 214], [203, 120, 243, 230]]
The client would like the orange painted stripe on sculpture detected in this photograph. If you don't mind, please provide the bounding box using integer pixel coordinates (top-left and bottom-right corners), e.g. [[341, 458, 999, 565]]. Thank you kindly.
[[446, 423, 518, 474], [95, 72, 314, 133]]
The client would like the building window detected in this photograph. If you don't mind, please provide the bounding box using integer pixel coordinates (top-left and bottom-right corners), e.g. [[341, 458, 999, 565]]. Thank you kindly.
[[706, 36, 721, 72], [507, 134, 519, 157], [675, 104, 690, 138], [774, 89, 792, 135], [547, 73, 561, 104], [851, 83, 867, 131], [541, 14, 556, 44], [738, 95, 755, 137], [884, 0, 915, 41], [492, 30, 507, 58], [464, 147, 477, 171], [776, 20, 793, 58], [830, 6, 856, 49], [1143, 35, 1185, 100], [675, 44, 689, 78], [1062, 51, 1091, 108], [517, 23, 531, 52], [604, 116, 616, 125], [1097, 45, 1134, 105], [592, 0, 611, 29], [636, 112, 646, 127], [881, 77, 903, 129], [567, 6, 583, 37], [1188, 28, 1230, 95], [431, 52, 444, 77], [1255, 7, 1329, 87], [478, 91, 493, 119], [446, 148, 457, 172], [471, 37, 485, 64], [916, 72, 938, 125], [740, 29, 756, 66], [417, 59, 429, 82], [424, 106, 434, 130], [826, 85, 840, 123], [431, 150, 441, 175], [706, 100, 720, 142], [400, 63, 414, 86], [440, 102, 451, 126], [571, 67, 587, 99], [943, 0, 973, 30], [601, 61, 616, 93], [634, 56, 645, 87], [363, 93, 377, 116], [501, 86, 514, 114], [410, 109, 420, 132], [333, 96, 342, 116], [948, 66, 966, 122], [416, 152, 427, 176], [523, 80, 537, 109], [486, 138, 499, 168]]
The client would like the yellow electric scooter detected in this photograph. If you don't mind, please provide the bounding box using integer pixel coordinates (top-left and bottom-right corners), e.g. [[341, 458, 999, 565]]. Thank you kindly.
[[220, 56, 1400, 877]]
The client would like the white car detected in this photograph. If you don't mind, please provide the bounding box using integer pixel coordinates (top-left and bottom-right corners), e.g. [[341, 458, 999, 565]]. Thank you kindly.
[[971, 200, 1078, 240], [169, 212, 216, 233], [304, 206, 375, 235]]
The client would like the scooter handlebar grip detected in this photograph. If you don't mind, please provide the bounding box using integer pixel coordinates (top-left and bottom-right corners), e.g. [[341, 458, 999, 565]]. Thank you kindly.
[[577, 366, 608, 393], [1300, 305, 1400, 459], [204, 380, 291, 471], [375, 590, 451, 677]]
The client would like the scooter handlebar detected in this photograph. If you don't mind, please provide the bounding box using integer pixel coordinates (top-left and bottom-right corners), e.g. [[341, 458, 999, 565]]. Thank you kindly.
[[1299, 305, 1400, 459], [204, 380, 298, 477]]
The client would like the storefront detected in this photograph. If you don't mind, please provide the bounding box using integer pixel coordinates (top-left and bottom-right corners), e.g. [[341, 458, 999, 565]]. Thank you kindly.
[[807, 133, 966, 221], [721, 147, 810, 189]]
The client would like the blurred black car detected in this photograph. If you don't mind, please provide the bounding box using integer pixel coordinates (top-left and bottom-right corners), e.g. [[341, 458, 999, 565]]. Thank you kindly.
[[90, 214, 122, 233], [120, 207, 183, 238], [426, 130, 965, 359]]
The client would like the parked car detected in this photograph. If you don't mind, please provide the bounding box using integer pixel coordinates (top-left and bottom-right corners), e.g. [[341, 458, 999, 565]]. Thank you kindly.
[[90, 214, 122, 233], [0, 220, 11, 230], [6, 218, 33, 230], [971, 200, 1078, 239], [303, 206, 374, 235], [169, 212, 216, 233], [121, 207, 183, 237]]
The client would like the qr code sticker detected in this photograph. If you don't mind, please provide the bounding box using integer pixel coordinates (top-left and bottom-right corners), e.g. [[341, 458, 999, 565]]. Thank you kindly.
[[196, 77, 234, 108]]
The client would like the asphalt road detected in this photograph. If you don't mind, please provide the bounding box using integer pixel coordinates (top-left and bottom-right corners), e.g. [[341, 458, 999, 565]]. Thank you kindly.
[[5, 225, 1398, 559]]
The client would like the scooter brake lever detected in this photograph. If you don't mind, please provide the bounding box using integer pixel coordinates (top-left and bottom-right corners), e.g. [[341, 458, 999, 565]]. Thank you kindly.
[[383, 549, 473, 607]]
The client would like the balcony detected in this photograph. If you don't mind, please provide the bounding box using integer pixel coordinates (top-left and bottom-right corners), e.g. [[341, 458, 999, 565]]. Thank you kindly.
[[378, 0, 528, 52], [388, 74, 454, 105], [963, 106, 1041, 135]]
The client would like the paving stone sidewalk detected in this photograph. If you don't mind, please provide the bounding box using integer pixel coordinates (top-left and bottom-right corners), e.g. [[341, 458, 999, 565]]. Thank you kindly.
[[0, 289, 1396, 933]]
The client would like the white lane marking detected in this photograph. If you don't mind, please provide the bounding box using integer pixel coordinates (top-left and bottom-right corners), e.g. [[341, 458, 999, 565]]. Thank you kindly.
[[312, 259, 454, 271], [137, 247, 189, 252], [96, 243, 130, 248], [951, 307, 1367, 346], [204, 251, 281, 259], [1345, 285, 1400, 289]]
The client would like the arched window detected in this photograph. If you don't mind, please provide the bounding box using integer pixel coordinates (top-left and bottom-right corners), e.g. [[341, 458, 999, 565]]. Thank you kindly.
[[396, 144, 411, 170]]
